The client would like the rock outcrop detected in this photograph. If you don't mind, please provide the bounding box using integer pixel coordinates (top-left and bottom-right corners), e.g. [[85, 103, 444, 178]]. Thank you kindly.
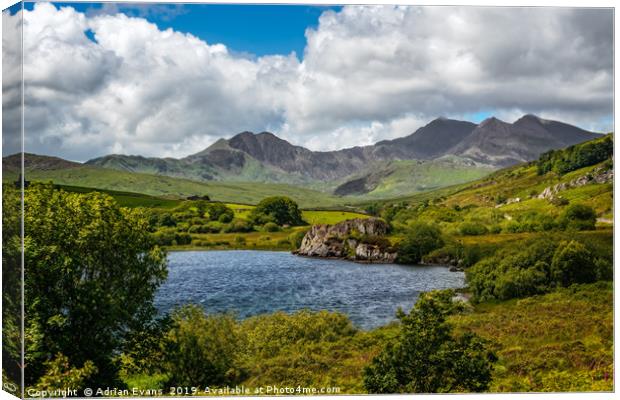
[[538, 166, 613, 200], [294, 218, 397, 263]]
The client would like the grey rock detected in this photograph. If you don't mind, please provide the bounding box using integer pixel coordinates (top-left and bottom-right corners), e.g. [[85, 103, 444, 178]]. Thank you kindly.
[[295, 218, 397, 263]]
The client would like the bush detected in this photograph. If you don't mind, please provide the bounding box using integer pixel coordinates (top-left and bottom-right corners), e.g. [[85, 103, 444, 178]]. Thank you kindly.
[[250, 196, 304, 226], [396, 222, 444, 264], [234, 236, 246, 245], [263, 222, 281, 232], [174, 232, 192, 245], [459, 222, 488, 236], [467, 236, 609, 302], [205, 203, 234, 222], [550, 240, 597, 287], [559, 204, 596, 231], [222, 219, 253, 233], [288, 230, 308, 250], [204, 221, 224, 233], [158, 213, 177, 227], [363, 290, 496, 393], [162, 306, 241, 387], [34, 354, 97, 393]]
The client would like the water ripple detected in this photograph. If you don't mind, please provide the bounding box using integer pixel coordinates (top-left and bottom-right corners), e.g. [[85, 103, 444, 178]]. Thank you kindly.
[[154, 250, 465, 330]]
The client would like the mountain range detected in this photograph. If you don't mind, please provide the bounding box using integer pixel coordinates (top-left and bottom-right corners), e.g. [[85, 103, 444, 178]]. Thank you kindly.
[[4, 114, 602, 199]]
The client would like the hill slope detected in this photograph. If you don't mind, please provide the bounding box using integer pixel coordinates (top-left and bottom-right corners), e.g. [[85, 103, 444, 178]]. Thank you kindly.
[[2, 155, 360, 208]]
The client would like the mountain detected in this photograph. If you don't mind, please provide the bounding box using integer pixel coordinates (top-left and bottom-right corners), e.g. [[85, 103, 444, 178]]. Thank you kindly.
[[374, 117, 477, 159], [3, 152, 81, 173], [15, 114, 598, 199], [449, 115, 601, 166], [87, 118, 482, 184]]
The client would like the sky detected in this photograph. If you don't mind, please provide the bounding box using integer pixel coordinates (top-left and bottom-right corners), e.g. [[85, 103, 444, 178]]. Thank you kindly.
[[2, 3, 614, 161]]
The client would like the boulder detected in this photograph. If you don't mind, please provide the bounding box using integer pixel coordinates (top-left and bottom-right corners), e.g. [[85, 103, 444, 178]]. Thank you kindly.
[[294, 218, 397, 263]]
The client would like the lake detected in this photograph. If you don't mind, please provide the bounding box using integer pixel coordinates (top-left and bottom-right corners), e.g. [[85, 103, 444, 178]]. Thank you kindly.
[[154, 250, 465, 330]]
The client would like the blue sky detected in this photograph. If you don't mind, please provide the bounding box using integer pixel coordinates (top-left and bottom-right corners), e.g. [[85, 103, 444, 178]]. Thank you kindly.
[[30, 2, 341, 58]]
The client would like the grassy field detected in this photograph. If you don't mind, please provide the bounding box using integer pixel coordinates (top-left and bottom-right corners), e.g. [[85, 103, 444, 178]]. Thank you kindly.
[[451, 282, 613, 392]]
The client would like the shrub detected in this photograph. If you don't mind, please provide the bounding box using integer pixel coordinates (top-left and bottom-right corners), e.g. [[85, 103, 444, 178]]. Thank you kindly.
[[467, 235, 609, 302], [234, 236, 246, 245], [222, 219, 253, 233], [396, 222, 444, 264], [204, 221, 224, 233], [204, 203, 234, 222], [34, 354, 97, 393], [459, 222, 488, 236], [363, 290, 496, 393], [158, 213, 177, 227], [162, 306, 241, 387], [550, 240, 597, 287], [288, 230, 308, 250], [263, 222, 281, 232], [174, 232, 192, 245], [218, 213, 233, 223], [559, 204, 596, 231]]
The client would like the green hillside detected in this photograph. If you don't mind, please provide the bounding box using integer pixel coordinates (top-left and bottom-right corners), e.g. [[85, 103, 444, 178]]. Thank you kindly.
[[370, 135, 613, 231], [5, 165, 357, 209], [347, 157, 494, 199]]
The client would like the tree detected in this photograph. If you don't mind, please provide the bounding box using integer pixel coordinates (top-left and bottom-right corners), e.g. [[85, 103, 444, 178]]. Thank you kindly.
[[550, 240, 597, 287], [162, 305, 241, 387], [559, 204, 596, 231], [396, 222, 444, 264], [205, 203, 234, 222], [23, 184, 168, 386], [363, 290, 496, 393], [249, 196, 304, 226], [2, 186, 22, 387]]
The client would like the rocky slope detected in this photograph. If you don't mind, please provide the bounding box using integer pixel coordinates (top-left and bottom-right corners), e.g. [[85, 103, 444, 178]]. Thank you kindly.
[[294, 218, 397, 263], [450, 115, 601, 166]]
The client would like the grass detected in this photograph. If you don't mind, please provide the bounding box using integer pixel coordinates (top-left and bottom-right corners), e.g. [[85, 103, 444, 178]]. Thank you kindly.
[[302, 210, 369, 224], [9, 166, 361, 208], [171, 228, 306, 251], [54, 184, 182, 209], [362, 158, 494, 199], [451, 282, 613, 392]]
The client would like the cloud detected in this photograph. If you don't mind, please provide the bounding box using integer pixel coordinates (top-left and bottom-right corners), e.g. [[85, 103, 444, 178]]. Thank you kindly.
[[2, 4, 613, 160]]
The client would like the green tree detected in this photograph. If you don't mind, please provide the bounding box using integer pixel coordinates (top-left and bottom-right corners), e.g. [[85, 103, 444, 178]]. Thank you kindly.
[[559, 204, 596, 231], [162, 305, 241, 387], [205, 203, 234, 222], [2, 186, 22, 387], [550, 240, 597, 287], [34, 354, 97, 393], [364, 290, 496, 393], [396, 222, 444, 264], [23, 184, 168, 386], [250, 196, 304, 226]]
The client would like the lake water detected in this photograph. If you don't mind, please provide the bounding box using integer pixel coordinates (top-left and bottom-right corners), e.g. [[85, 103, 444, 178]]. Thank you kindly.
[[154, 250, 465, 330]]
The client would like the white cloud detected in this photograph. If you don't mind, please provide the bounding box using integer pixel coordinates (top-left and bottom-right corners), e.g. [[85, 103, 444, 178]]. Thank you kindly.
[[2, 4, 613, 160]]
